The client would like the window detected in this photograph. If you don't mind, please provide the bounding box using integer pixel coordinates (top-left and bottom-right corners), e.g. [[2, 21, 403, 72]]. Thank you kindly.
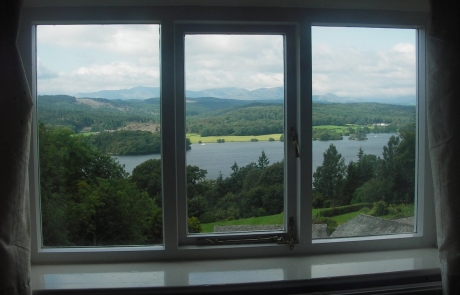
[[26, 6, 433, 264], [175, 24, 297, 246], [311, 27, 417, 240], [36, 24, 163, 247]]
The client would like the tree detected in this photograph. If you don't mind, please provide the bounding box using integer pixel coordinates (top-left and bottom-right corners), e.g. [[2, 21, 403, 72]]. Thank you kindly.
[[375, 125, 415, 204], [258, 150, 270, 169], [313, 144, 346, 207], [131, 159, 162, 206]]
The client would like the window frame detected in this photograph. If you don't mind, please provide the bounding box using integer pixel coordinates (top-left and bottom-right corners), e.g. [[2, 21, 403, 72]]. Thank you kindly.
[[22, 6, 434, 265], [174, 23, 298, 246]]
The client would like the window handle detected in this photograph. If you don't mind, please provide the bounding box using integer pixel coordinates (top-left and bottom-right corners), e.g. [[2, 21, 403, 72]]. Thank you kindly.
[[290, 127, 300, 158]]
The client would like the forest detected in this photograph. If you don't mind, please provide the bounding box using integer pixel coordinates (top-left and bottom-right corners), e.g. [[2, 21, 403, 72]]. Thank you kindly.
[[38, 95, 414, 137], [39, 122, 415, 246], [87, 130, 191, 155]]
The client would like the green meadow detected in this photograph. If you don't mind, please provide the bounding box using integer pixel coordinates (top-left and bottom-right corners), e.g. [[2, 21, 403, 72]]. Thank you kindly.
[[187, 133, 283, 144], [200, 204, 414, 233]]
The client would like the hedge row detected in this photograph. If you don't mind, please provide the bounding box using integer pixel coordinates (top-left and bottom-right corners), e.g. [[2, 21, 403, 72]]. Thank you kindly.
[[317, 203, 373, 218]]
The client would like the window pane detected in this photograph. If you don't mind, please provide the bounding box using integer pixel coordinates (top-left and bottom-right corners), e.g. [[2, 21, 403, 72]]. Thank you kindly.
[[37, 24, 162, 246], [311, 27, 416, 239], [184, 34, 285, 234]]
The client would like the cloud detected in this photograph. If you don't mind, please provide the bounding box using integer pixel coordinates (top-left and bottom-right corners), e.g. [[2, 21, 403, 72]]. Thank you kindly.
[[38, 62, 159, 95], [38, 25, 159, 57], [37, 25, 416, 100], [312, 42, 416, 99], [37, 25, 160, 94], [37, 58, 59, 79], [185, 35, 284, 90]]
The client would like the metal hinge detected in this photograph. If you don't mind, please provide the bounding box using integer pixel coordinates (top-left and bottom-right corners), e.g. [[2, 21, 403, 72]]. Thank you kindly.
[[198, 217, 299, 250]]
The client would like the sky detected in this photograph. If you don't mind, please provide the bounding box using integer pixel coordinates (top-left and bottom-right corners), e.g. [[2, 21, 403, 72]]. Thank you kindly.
[[37, 25, 416, 99]]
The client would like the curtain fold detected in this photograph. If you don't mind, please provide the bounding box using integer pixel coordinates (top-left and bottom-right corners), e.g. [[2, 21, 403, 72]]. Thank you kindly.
[[0, 0, 33, 294], [428, 1, 460, 294]]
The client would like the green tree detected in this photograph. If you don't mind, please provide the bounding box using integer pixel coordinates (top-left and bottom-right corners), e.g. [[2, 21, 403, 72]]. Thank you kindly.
[[313, 144, 346, 207], [131, 159, 162, 206], [258, 150, 270, 169]]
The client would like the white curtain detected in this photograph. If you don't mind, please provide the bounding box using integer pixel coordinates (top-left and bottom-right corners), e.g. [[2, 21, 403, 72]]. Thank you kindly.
[[0, 0, 33, 294], [428, 1, 460, 294]]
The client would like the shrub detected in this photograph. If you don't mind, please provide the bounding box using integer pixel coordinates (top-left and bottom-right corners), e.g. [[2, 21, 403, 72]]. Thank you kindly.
[[251, 138, 259, 142], [269, 138, 275, 142], [200, 212, 216, 223], [312, 192, 331, 209], [372, 200, 389, 216], [188, 216, 202, 233], [318, 203, 373, 217]]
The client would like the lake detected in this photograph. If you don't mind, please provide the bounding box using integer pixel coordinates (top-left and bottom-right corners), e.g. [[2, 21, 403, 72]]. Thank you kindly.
[[113, 133, 396, 179]]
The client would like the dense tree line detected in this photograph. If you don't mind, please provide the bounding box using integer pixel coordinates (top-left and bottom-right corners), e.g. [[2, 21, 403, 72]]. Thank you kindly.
[[312, 129, 344, 141], [187, 102, 415, 137], [38, 95, 160, 132], [38, 95, 414, 140], [88, 130, 162, 155], [87, 130, 191, 155]]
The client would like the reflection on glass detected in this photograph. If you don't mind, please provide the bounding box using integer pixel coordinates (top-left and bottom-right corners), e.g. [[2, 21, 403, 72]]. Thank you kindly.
[[184, 34, 285, 234], [37, 24, 163, 246], [311, 27, 416, 239]]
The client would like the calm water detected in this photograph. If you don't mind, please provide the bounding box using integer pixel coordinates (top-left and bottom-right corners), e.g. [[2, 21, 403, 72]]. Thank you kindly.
[[114, 133, 396, 179]]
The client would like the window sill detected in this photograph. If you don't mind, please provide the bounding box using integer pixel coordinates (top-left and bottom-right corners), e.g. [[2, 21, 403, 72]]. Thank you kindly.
[[32, 248, 441, 294]]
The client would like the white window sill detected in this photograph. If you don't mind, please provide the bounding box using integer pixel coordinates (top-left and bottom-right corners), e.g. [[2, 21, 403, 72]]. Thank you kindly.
[[32, 248, 441, 294]]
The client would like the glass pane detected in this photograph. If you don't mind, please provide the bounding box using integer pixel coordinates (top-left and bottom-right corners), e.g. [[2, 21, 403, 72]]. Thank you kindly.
[[184, 34, 285, 234], [37, 24, 163, 246], [311, 27, 416, 239]]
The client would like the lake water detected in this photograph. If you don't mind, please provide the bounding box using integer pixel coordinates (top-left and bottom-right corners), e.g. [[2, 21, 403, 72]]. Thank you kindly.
[[113, 133, 396, 179]]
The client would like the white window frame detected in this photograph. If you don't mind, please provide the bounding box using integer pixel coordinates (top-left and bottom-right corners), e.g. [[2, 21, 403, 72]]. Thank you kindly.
[[21, 6, 434, 265], [174, 23, 298, 246]]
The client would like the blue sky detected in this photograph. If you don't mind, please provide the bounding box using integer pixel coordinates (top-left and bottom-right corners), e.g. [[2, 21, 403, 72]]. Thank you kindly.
[[37, 25, 415, 100]]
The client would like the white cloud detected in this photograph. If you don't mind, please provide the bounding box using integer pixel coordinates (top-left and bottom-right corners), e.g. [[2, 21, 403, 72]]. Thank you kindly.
[[185, 35, 284, 90], [37, 25, 416, 100], [312, 42, 416, 99], [38, 62, 159, 95], [37, 58, 59, 80], [37, 25, 160, 94], [38, 25, 159, 57]]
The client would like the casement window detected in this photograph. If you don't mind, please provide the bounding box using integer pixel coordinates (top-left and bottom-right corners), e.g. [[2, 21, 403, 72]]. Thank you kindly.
[[25, 6, 433, 264]]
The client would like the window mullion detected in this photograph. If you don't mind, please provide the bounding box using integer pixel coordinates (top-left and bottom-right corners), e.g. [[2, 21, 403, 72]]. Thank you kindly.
[[297, 21, 313, 252], [161, 19, 180, 256]]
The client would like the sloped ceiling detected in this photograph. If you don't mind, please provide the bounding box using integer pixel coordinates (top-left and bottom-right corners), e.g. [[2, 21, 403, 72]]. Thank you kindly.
[[23, 0, 429, 12]]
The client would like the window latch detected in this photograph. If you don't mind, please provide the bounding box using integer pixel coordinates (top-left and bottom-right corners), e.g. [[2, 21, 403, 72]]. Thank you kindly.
[[290, 127, 300, 158], [275, 216, 299, 250], [198, 217, 299, 250]]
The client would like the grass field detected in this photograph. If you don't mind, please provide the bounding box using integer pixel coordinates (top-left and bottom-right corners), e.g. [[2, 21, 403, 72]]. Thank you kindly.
[[187, 133, 283, 144], [312, 125, 351, 134], [201, 213, 284, 232], [200, 204, 414, 233], [186, 125, 371, 143]]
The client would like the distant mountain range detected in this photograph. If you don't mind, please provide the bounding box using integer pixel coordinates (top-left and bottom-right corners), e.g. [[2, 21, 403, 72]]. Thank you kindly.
[[75, 86, 415, 105]]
